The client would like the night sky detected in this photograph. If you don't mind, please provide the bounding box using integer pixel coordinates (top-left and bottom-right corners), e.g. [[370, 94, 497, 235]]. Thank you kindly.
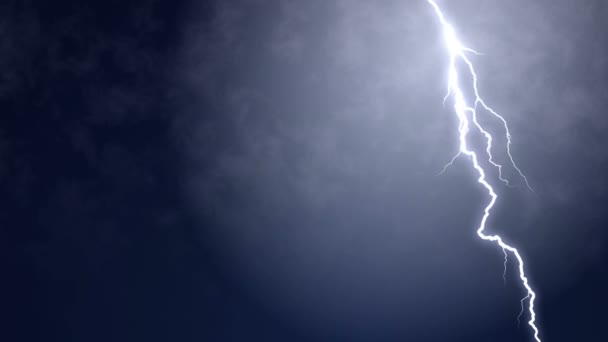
[[2, 0, 607, 341]]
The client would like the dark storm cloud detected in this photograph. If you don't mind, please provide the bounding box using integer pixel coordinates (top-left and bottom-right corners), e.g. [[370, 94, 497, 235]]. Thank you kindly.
[[174, 0, 608, 340], [0, 3, 192, 340], [0, 0, 176, 205]]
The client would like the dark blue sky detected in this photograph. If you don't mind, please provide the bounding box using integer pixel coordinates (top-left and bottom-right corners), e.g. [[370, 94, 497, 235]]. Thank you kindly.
[[2, 0, 607, 341]]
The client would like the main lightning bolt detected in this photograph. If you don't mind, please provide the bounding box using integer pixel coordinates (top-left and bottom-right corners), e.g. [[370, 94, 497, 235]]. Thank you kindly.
[[426, 1, 542, 341]]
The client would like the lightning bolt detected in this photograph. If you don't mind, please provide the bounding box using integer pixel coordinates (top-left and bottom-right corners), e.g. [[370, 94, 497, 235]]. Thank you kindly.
[[426, 1, 542, 341]]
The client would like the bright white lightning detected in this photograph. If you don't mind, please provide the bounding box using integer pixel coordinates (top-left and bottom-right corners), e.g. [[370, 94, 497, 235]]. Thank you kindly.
[[426, 1, 541, 341]]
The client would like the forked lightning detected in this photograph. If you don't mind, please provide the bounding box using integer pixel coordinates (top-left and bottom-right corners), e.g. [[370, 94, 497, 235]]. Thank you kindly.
[[426, 1, 541, 341]]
